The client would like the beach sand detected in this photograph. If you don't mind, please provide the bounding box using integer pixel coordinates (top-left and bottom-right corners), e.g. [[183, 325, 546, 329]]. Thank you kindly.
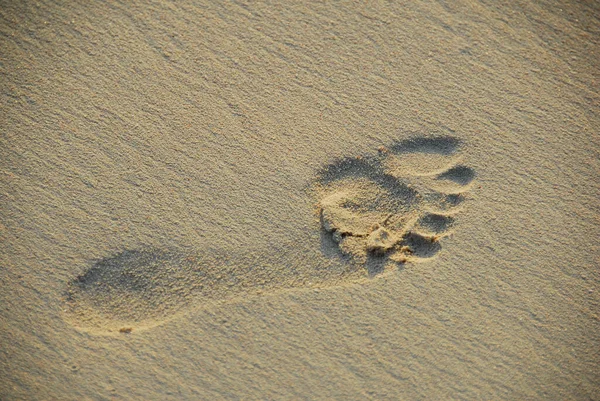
[[1, 0, 599, 399]]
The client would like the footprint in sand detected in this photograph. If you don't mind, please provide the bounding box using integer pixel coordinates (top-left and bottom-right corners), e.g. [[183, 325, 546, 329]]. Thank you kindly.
[[64, 136, 475, 333], [315, 136, 475, 273], [65, 248, 289, 333]]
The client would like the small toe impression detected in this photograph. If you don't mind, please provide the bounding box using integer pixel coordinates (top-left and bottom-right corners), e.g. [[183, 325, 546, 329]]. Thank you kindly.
[[436, 165, 475, 186], [416, 213, 454, 235], [401, 232, 442, 259], [421, 192, 465, 212]]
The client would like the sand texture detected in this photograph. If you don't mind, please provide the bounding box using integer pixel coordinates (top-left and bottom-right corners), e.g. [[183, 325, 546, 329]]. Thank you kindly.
[[1, 0, 599, 400]]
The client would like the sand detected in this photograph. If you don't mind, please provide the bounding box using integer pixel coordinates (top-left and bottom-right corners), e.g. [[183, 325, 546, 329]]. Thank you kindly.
[[1, 0, 599, 399]]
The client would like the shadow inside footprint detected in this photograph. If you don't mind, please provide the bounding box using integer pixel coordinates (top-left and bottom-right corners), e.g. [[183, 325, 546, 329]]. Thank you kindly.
[[388, 136, 461, 155], [65, 249, 210, 330], [416, 213, 455, 233], [436, 165, 476, 185], [365, 252, 391, 276], [317, 156, 381, 185], [400, 232, 442, 258]]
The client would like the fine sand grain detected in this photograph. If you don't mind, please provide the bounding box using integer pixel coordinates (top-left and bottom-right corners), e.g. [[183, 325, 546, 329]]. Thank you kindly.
[[1, 0, 599, 400]]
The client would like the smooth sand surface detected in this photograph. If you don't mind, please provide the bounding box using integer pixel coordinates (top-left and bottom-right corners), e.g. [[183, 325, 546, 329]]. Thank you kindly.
[[1, 0, 599, 399]]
